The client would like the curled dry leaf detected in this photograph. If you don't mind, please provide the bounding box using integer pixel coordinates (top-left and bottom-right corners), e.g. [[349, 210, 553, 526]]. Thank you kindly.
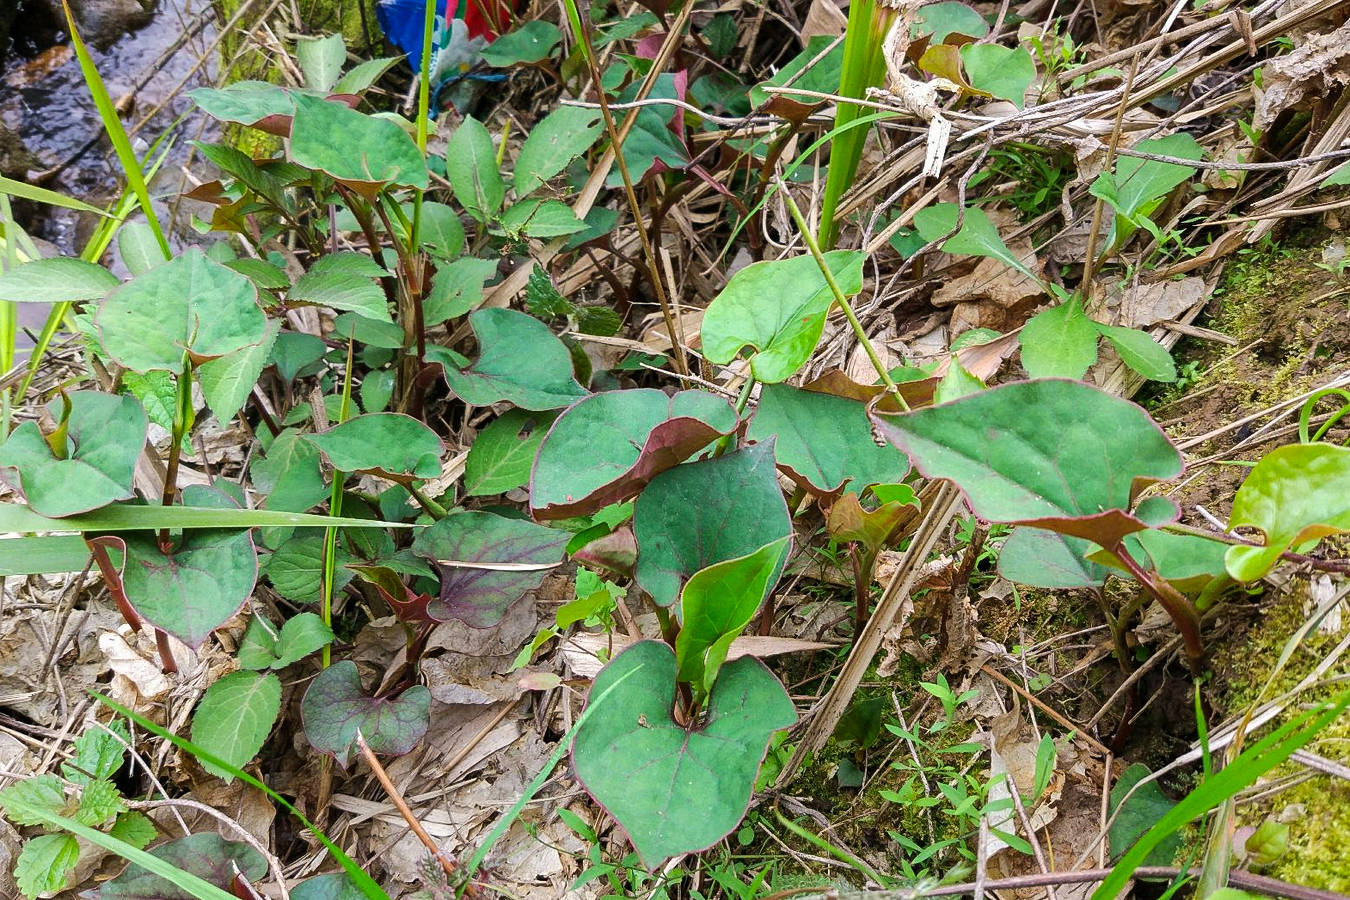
[[1254, 18, 1350, 133], [560, 630, 835, 679]]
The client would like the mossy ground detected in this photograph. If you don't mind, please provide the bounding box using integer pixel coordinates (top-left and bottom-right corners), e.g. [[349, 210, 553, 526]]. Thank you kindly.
[[1158, 230, 1350, 890]]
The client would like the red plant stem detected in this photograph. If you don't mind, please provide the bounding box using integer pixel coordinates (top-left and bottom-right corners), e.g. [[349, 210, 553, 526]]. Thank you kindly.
[[87, 537, 140, 631], [1111, 540, 1205, 672]]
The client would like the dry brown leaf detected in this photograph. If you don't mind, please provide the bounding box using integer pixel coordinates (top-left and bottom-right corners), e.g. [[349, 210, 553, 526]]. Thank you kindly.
[[1254, 19, 1350, 132], [801, 0, 847, 43], [1108, 275, 1208, 328], [98, 628, 172, 709]]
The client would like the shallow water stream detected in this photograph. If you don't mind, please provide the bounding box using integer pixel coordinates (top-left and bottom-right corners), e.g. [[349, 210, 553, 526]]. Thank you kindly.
[[3, 0, 220, 346]]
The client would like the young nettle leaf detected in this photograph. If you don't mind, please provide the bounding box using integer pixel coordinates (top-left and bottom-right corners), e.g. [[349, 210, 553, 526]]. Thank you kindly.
[[411, 510, 570, 626], [531, 388, 739, 519], [701, 251, 865, 383], [0, 256, 119, 305], [443, 308, 589, 410], [514, 105, 604, 196], [108, 811, 157, 851], [571, 641, 796, 867], [62, 720, 130, 786], [95, 247, 267, 373], [914, 203, 1039, 283], [73, 778, 124, 826], [445, 116, 505, 221], [300, 660, 430, 769], [14, 833, 79, 899], [191, 670, 282, 781], [872, 379, 1182, 545], [190, 81, 296, 128], [0, 390, 147, 517], [289, 92, 429, 196], [1224, 443, 1350, 582], [264, 534, 353, 603], [465, 408, 559, 497], [0, 774, 68, 826], [676, 537, 791, 697], [100, 833, 268, 900], [634, 441, 792, 607], [108, 526, 259, 647], [305, 412, 444, 480], [1089, 133, 1202, 252], [288, 251, 393, 323], [748, 383, 908, 501], [998, 527, 1109, 589]]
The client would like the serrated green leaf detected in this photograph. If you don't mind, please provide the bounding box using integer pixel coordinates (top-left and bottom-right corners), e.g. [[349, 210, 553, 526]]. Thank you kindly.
[[108, 810, 157, 850], [0, 775, 67, 826], [15, 833, 79, 899], [62, 720, 130, 785], [74, 778, 124, 826], [191, 671, 282, 781], [289, 251, 392, 322]]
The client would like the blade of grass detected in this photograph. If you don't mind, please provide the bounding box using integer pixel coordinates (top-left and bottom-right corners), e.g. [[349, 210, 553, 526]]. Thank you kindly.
[[0, 803, 238, 900], [0, 174, 113, 216], [1091, 689, 1350, 900], [94, 692, 392, 900], [63, 0, 171, 261], [818, 0, 895, 249], [0, 502, 419, 533]]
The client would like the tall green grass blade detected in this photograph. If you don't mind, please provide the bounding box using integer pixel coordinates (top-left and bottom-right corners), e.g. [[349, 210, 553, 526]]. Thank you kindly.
[[0, 535, 92, 575], [0, 502, 417, 533], [0, 174, 112, 216], [63, 0, 171, 261], [818, 0, 893, 249], [1092, 689, 1350, 900], [0, 804, 238, 900], [94, 693, 392, 900]]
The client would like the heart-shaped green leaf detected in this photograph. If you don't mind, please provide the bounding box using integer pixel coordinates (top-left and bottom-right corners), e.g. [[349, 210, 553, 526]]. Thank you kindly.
[[0, 257, 119, 304], [701, 251, 864, 383], [0, 391, 147, 517], [306, 413, 443, 480], [289, 92, 428, 195], [676, 537, 790, 697], [634, 441, 792, 607], [107, 527, 259, 647], [443, 308, 588, 410], [531, 388, 738, 519], [914, 2, 989, 42], [571, 641, 795, 866], [100, 833, 267, 900], [1089, 527, 1228, 593], [465, 408, 558, 497], [914, 204, 1038, 283], [961, 43, 1034, 108], [1225, 443, 1350, 582], [190, 82, 295, 126], [480, 20, 562, 66], [412, 510, 570, 626], [748, 383, 908, 500], [998, 527, 1109, 589], [872, 380, 1182, 545], [250, 428, 329, 511], [1020, 300, 1098, 380], [300, 660, 430, 768], [190, 670, 281, 781], [95, 247, 266, 372], [198, 319, 281, 424]]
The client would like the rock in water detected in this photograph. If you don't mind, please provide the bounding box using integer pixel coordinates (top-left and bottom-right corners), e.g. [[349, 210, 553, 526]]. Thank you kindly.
[[38, 0, 154, 49]]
